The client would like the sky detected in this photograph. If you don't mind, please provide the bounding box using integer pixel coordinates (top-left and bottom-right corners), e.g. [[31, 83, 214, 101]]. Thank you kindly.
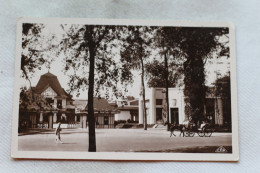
[[20, 23, 230, 100]]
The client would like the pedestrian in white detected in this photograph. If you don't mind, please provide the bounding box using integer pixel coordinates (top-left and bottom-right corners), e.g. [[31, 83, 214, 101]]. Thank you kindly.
[[55, 122, 63, 143]]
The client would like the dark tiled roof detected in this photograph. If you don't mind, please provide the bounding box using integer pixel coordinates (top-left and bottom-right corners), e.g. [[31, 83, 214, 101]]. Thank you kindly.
[[33, 72, 68, 97], [117, 106, 138, 111], [73, 99, 88, 107], [129, 100, 139, 106], [85, 97, 117, 112]]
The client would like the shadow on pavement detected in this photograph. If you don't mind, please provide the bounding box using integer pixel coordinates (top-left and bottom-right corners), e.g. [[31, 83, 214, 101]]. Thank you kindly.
[[137, 146, 232, 153]]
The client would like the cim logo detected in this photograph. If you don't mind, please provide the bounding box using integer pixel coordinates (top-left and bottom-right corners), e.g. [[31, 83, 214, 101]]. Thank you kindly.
[[215, 146, 228, 153]]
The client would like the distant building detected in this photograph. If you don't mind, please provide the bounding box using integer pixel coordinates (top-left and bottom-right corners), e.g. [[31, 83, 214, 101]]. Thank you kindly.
[[115, 97, 139, 122], [77, 97, 118, 128], [73, 99, 88, 114]]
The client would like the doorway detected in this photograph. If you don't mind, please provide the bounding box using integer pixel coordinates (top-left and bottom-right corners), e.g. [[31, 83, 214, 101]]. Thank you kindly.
[[170, 108, 179, 124], [156, 108, 163, 122]]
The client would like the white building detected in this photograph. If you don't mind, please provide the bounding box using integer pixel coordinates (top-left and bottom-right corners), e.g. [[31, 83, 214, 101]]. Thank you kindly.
[[138, 87, 225, 126], [114, 96, 139, 122], [139, 88, 186, 125]]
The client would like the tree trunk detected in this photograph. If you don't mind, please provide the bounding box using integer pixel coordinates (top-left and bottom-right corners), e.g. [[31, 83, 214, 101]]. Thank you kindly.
[[141, 58, 147, 130], [87, 28, 96, 152], [164, 50, 170, 131], [184, 55, 205, 125]]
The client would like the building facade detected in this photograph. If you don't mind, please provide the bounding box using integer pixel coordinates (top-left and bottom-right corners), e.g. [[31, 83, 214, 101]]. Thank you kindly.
[[138, 88, 186, 125], [76, 97, 117, 128], [115, 96, 139, 122], [138, 87, 226, 126], [19, 72, 75, 130]]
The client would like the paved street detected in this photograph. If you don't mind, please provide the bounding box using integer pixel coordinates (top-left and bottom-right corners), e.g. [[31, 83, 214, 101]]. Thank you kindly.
[[18, 128, 232, 153]]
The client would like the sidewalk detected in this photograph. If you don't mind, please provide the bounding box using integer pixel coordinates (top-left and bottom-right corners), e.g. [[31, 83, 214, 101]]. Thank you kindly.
[[18, 128, 232, 152]]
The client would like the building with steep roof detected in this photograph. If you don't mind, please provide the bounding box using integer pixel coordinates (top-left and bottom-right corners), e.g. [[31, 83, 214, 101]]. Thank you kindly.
[[19, 72, 75, 129]]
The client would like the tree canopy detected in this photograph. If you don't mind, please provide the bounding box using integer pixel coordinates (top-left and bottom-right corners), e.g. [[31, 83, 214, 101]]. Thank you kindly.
[[59, 25, 130, 99], [178, 27, 229, 123], [120, 26, 154, 130], [145, 60, 183, 88], [21, 23, 55, 80]]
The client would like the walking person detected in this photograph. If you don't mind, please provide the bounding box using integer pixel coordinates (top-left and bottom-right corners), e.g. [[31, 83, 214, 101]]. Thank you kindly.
[[55, 122, 63, 144]]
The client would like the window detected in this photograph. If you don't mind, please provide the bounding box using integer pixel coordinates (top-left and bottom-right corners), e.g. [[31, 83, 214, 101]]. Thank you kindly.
[[43, 114, 49, 122], [46, 98, 54, 104], [57, 100, 62, 109], [156, 99, 163, 105], [76, 115, 80, 122]]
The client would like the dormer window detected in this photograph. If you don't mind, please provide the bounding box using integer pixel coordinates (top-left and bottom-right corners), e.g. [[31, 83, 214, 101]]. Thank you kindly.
[[43, 87, 57, 98]]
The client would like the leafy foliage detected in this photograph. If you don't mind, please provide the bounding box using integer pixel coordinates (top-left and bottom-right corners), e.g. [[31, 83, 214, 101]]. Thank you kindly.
[[19, 87, 51, 110], [178, 27, 229, 123], [59, 24, 128, 99], [146, 59, 183, 88], [120, 26, 154, 89], [215, 74, 231, 99], [120, 26, 153, 71], [120, 26, 154, 130], [21, 23, 55, 80], [145, 27, 185, 88]]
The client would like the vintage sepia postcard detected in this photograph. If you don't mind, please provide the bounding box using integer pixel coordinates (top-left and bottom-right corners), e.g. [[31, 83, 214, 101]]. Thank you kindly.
[[11, 18, 239, 161]]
